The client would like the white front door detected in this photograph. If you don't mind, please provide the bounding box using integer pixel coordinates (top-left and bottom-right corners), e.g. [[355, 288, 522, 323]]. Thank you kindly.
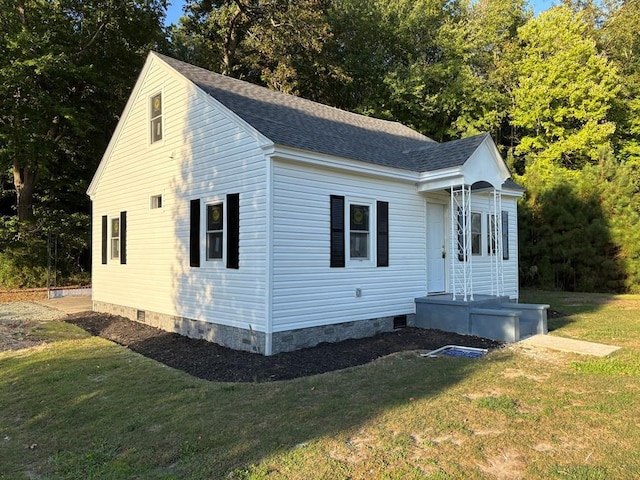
[[427, 203, 446, 293]]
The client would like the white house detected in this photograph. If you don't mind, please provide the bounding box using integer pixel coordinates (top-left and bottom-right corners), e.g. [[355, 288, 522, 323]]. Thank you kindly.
[[87, 52, 537, 356]]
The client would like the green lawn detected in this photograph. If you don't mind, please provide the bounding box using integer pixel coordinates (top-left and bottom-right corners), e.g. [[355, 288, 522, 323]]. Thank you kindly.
[[1, 290, 639, 479]]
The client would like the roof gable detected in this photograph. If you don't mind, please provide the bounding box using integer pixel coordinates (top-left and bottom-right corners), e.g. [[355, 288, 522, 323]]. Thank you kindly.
[[154, 52, 438, 171], [89, 51, 516, 198]]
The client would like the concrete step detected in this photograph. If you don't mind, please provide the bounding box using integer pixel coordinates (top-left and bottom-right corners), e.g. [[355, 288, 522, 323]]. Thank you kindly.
[[520, 334, 621, 357]]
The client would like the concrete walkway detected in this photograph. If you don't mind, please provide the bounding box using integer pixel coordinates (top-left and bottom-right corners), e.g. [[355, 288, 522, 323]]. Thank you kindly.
[[35, 296, 93, 315], [520, 334, 621, 357]]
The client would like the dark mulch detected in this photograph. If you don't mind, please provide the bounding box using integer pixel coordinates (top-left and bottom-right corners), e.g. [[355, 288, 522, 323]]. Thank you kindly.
[[66, 312, 503, 383]]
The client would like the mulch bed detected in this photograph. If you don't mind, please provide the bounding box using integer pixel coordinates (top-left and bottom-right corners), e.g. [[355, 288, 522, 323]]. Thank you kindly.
[[66, 312, 503, 383]]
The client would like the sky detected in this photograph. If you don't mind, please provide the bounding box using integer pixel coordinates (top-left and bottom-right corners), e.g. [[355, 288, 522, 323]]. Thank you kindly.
[[163, 0, 558, 27]]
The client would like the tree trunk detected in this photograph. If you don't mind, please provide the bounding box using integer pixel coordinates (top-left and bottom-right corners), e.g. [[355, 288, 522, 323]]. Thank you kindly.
[[13, 163, 36, 223]]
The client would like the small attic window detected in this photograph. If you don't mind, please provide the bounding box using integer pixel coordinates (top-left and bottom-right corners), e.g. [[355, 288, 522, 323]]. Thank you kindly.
[[150, 93, 162, 143], [150, 194, 163, 209]]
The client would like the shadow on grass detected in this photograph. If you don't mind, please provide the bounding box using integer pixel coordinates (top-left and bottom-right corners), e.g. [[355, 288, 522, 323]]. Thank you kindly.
[[0, 326, 510, 479], [519, 289, 626, 334]]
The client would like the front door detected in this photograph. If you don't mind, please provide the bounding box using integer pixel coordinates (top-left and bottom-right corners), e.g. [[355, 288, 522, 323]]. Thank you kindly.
[[427, 203, 446, 293]]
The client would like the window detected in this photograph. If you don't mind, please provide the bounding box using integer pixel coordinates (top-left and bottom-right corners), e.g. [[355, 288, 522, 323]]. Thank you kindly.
[[111, 217, 120, 259], [206, 202, 224, 260], [471, 212, 481, 255], [350, 203, 370, 259], [190, 195, 239, 269], [330, 196, 388, 268], [150, 194, 163, 209], [150, 93, 162, 143]]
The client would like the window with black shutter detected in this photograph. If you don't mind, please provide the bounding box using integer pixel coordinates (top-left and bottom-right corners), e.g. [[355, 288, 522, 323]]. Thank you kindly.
[[331, 196, 387, 267], [101, 215, 107, 265], [377, 201, 389, 267], [330, 195, 345, 267], [502, 210, 509, 260], [190, 199, 200, 267], [120, 211, 127, 264], [227, 193, 240, 269]]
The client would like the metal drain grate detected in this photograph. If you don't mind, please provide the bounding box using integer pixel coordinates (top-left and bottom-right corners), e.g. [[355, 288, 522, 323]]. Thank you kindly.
[[421, 345, 488, 359]]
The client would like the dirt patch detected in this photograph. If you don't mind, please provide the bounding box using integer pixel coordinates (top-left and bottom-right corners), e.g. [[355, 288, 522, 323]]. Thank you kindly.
[[0, 289, 48, 303], [64, 312, 503, 383], [0, 319, 46, 352]]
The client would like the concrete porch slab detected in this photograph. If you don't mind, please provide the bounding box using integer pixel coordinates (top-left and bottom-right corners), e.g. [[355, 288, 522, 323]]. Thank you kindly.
[[35, 296, 92, 315], [520, 334, 621, 357]]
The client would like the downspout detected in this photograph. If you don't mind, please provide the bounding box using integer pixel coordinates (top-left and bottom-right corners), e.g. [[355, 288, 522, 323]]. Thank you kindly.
[[264, 154, 274, 355]]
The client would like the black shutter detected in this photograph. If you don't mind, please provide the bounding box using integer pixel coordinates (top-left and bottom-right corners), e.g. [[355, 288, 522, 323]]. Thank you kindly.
[[376, 201, 389, 267], [457, 207, 465, 261], [101, 215, 108, 265], [190, 199, 200, 267], [502, 210, 509, 260], [120, 211, 127, 264], [330, 195, 345, 268], [227, 193, 240, 269]]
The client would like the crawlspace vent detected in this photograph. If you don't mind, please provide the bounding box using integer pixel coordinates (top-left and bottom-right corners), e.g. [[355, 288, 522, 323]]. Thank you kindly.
[[393, 315, 407, 329]]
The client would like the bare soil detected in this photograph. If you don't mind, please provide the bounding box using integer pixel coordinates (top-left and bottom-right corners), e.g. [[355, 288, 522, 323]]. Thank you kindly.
[[65, 312, 503, 382], [0, 289, 48, 303]]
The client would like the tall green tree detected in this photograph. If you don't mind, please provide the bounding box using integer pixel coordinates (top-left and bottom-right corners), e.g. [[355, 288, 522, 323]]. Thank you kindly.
[[509, 6, 619, 170], [0, 0, 166, 286], [172, 0, 332, 95], [451, 0, 530, 144], [600, 0, 640, 165], [0, 0, 167, 228]]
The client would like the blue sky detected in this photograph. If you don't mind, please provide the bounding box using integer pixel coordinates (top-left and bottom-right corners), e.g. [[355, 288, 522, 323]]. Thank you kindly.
[[164, 0, 558, 27]]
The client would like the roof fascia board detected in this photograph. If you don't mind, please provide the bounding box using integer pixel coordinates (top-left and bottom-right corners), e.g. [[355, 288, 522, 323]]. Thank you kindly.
[[87, 52, 156, 197], [417, 167, 464, 192], [501, 187, 525, 198], [272, 145, 419, 183], [479, 135, 511, 179]]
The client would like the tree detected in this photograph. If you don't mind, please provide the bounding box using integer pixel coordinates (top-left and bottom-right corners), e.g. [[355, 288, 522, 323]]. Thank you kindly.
[[0, 0, 167, 229], [599, 0, 640, 165], [0, 0, 167, 285], [172, 0, 332, 95], [451, 0, 531, 145], [509, 6, 619, 169]]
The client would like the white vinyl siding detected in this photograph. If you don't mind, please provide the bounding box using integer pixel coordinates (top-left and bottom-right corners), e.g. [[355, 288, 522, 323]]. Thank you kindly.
[[91, 57, 268, 332], [271, 160, 425, 332]]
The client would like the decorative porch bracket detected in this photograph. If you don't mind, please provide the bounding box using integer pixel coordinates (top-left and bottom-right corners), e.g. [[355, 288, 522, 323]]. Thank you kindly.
[[451, 185, 473, 301], [490, 189, 505, 297]]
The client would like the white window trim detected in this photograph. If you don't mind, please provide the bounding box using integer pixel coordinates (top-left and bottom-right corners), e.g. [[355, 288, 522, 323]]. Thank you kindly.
[[203, 198, 226, 265], [149, 91, 164, 145], [110, 216, 120, 261], [345, 197, 376, 267], [150, 194, 163, 210]]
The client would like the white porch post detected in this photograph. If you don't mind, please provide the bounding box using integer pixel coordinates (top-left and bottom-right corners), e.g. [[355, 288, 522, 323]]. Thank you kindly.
[[450, 185, 473, 301]]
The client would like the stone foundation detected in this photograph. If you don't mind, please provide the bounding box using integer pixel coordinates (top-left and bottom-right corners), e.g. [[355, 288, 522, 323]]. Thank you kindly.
[[93, 300, 414, 356], [93, 301, 264, 354], [271, 313, 415, 354]]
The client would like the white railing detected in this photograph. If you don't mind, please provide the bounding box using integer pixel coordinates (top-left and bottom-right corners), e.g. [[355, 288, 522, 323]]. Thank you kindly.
[[450, 185, 473, 300]]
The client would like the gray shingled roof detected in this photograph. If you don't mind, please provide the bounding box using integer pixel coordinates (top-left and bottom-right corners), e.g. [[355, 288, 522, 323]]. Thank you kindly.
[[156, 52, 488, 173], [405, 133, 490, 170]]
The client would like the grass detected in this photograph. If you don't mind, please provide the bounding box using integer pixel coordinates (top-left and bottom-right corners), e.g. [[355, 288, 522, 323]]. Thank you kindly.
[[1, 290, 640, 479]]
